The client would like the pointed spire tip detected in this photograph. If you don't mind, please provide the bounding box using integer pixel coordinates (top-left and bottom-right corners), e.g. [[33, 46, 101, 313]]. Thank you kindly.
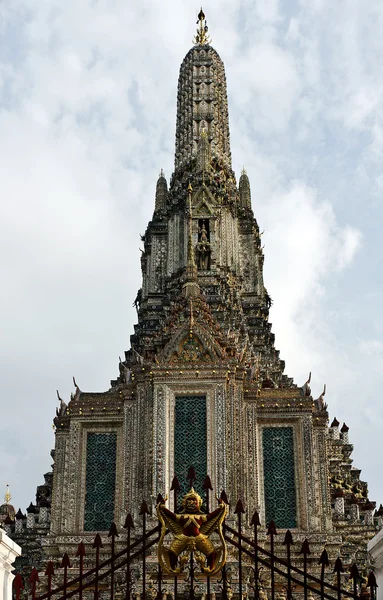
[[4, 484, 11, 504], [194, 7, 211, 45]]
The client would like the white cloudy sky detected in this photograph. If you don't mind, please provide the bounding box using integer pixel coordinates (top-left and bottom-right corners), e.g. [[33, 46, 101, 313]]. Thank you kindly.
[[1, 0, 382, 513]]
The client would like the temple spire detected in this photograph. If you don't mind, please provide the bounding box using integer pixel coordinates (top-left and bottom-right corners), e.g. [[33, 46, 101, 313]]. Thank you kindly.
[[175, 14, 231, 171], [193, 8, 211, 45], [155, 169, 168, 212], [239, 168, 252, 209]]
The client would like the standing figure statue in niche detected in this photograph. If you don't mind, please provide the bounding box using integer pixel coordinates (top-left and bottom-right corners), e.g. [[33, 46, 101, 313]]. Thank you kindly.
[[196, 220, 211, 270]]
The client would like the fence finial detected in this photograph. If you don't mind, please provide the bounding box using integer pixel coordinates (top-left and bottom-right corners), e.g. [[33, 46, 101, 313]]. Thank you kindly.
[[267, 520, 277, 535], [234, 498, 245, 514]]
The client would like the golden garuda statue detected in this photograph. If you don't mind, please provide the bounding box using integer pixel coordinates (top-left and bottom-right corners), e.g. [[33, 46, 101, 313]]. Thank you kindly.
[[157, 488, 228, 576]]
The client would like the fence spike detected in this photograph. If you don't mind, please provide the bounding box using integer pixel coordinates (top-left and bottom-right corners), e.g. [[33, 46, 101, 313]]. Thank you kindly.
[[349, 562, 360, 600], [349, 563, 360, 581], [234, 498, 245, 514], [109, 520, 118, 600], [29, 568, 40, 585], [186, 466, 197, 488], [250, 510, 261, 527], [267, 520, 277, 535], [220, 490, 229, 504], [108, 521, 119, 537], [61, 552, 71, 569], [368, 570, 378, 600], [251, 509, 261, 600], [334, 557, 344, 573], [76, 541, 86, 556], [125, 513, 133, 600], [283, 529, 293, 600], [13, 573, 24, 589], [235, 497, 244, 600], [170, 476, 181, 491], [77, 542, 86, 600], [156, 493, 165, 504], [29, 567, 39, 600], [367, 571, 377, 588], [300, 539, 311, 555], [203, 475, 213, 490], [123, 513, 135, 529], [13, 573, 24, 600], [139, 500, 150, 515], [319, 548, 329, 566], [319, 546, 329, 600], [93, 532, 103, 548], [61, 551, 70, 599], [45, 560, 55, 576], [300, 538, 310, 600], [93, 532, 102, 600], [204, 473, 213, 600], [283, 530, 294, 546], [267, 520, 277, 600], [141, 499, 148, 600]]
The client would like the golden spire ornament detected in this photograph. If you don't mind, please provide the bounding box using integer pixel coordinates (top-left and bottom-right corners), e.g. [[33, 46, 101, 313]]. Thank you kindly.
[[4, 484, 11, 504], [193, 8, 211, 45]]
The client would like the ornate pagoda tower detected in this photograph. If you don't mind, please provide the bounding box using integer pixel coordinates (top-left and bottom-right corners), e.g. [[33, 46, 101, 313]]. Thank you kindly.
[[22, 10, 376, 564]]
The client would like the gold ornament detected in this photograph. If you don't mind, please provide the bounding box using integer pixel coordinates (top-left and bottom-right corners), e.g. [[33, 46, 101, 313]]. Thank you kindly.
[[193, 8, 211, 46], [157, 487, 227, 575]]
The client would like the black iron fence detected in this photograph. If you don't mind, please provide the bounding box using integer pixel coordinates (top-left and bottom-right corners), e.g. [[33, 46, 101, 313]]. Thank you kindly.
[[13, 479, 378, 600]]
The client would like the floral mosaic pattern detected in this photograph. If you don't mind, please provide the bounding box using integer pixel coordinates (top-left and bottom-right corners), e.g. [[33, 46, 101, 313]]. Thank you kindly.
[[263, 427, 297, 528], [174, 396, 207, 499], [84, 433, 117, 531]]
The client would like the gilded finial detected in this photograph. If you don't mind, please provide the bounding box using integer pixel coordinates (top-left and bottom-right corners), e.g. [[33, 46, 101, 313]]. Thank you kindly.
[[193, 8, 211, 46], [4, 484, 11, 504], [188, 182, 193, 193]]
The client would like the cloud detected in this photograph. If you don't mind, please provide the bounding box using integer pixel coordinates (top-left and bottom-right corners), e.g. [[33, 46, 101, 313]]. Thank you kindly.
[[253, 180, 361, 387], [0, 0, 382, 511], [359, 339, 383, 357]]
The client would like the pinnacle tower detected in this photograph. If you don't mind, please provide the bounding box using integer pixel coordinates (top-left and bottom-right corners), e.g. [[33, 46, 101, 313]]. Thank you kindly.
[[175, 10, 231, 172]]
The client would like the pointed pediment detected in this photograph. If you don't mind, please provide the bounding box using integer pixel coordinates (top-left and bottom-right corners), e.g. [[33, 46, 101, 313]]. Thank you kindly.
[[193, 185, 216, 217], [160, 321, 226, 365]]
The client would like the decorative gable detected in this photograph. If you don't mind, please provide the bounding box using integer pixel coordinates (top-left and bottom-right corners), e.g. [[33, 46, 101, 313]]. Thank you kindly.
[[193, 185, 216, 218], [160, 321, 226, 365]]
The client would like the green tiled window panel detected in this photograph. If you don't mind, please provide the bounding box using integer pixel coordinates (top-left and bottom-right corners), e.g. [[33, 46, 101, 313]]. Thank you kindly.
[[84, 432, 117, 531], [174, 396, 207, 498], [262, 427, 297, 529]]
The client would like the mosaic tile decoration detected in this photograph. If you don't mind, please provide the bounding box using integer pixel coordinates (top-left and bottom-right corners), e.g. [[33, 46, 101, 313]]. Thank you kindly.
[[263, 427, 297, 529], [174, 396, 207, 499], [84, 432, 117, 531]]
